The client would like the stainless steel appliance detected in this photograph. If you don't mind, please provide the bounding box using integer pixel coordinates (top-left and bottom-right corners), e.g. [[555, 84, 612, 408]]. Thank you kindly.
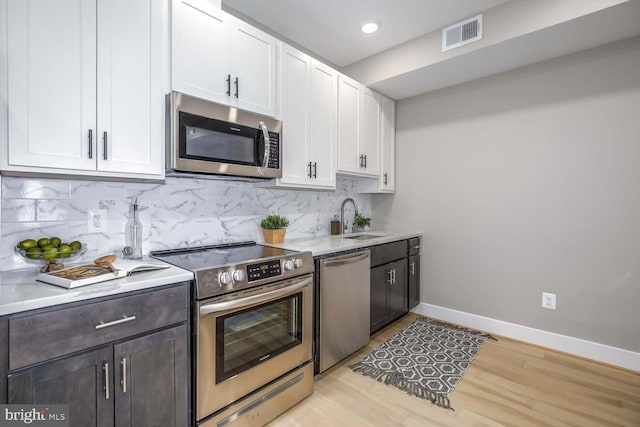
[[151, 242, 314, 426], [317, 250, 371, 372], [167, 92, 282, 179]]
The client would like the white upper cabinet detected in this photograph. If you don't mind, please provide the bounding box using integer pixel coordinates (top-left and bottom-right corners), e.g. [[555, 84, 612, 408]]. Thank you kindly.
[[307, 59, 338, 188], [171, 0, 277, 117], [229, 19, 277, 116], [337, 74, 380, 177], [357, 94, 396, 193], [275, 43, 337, 189], [337, 74, 361, 174], [6, 0, 97, 171], [380, 95, 396, 192], [3, 0, 164, 179], [278, 44, 310, 186], [360, 87, 381, 176], [171, 0, 230, 105], [97, 0, 164, 175]]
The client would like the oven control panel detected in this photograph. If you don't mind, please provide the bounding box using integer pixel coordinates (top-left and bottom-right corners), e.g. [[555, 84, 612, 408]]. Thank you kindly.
[[247, 260, 282, 282]]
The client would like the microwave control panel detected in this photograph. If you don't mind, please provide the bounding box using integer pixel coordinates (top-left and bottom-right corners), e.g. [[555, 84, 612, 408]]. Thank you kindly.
[[267, 137, 279, 169]]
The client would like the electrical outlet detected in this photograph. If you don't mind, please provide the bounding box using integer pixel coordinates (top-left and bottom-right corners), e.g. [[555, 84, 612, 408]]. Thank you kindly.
[[542, 292, 557, 310], [87, 209, 108, 233]]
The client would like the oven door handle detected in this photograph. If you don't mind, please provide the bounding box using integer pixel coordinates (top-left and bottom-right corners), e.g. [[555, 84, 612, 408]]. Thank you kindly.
[[199, 276, 311, 315]]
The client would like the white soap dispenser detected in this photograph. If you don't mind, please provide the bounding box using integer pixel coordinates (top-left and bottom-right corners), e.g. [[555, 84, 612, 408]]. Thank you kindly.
[[125, 198, 143, 259]]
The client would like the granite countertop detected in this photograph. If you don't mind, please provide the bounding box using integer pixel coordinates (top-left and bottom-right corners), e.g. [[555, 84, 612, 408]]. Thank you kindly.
[[268, 231, 421, 256], [0, 258, 194, 316]]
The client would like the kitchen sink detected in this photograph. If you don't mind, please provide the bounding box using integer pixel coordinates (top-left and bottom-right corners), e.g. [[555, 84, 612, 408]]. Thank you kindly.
[[342, 234, 385, 240]]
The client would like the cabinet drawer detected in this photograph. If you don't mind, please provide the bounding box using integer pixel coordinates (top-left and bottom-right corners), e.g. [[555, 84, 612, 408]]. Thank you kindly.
[[9, 284, 189, 370], [370, 240, 408, 267], [408, 237, 421, 256]]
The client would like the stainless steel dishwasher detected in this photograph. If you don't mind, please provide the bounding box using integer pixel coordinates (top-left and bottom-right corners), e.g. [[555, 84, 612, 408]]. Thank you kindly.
[[318, 250, 371, 372]]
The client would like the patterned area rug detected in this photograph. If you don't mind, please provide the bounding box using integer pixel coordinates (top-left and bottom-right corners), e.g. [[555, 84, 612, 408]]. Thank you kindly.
[[350, 317, 493, 410]]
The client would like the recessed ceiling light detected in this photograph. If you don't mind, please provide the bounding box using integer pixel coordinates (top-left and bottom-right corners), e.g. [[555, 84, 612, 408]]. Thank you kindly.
[[361, 21, 380, 34]]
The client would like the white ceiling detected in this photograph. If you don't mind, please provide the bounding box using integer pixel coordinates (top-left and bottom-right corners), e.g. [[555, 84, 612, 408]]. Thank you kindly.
[[222, 0, 508, 68]]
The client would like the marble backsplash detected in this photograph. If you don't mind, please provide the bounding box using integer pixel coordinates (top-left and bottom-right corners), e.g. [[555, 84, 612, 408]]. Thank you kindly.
[[0, 176, 371, 271]]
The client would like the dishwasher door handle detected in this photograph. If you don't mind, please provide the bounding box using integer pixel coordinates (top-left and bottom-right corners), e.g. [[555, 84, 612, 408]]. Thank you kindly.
[[321, 251, 370, 268]]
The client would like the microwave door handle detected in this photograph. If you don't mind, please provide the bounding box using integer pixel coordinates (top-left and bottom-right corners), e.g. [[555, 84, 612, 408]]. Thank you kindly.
[[259, 121, 270, 167]]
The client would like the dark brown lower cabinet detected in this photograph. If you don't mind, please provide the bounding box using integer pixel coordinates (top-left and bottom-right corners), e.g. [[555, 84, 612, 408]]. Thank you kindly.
[[408, 254, 420, 309], [8, 325, 187, 427], [7, 283, 190, 427], [8, 347, 114, 427], [114, 326, 188, 427], [370, 259, 408, 334]]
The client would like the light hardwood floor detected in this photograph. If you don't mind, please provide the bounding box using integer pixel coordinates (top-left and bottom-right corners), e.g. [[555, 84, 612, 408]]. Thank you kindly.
[[268, 313, 640, 427]]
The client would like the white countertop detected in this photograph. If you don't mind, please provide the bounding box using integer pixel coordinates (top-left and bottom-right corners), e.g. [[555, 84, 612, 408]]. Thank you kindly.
[[268, 231, 421, 256], [0, 259, 194, 316]]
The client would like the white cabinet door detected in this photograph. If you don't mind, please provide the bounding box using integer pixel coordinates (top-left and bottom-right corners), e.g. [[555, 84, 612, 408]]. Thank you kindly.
[[337, 74, 361, 174], [97, 0, 164, 176], [5, 0, 164, 179], [360, 87, 381, 176], [171, 0, 230, 105], [7, 0, 97, 171], [229, 17, 277, 117], [276, 44, 336, 190], [380, 95, 395, 192], [308, 59, 337, 188], [278, 44, 310, 187]]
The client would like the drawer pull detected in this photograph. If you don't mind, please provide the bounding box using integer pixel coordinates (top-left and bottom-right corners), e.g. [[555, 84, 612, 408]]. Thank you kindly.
[[103, 362, 110, 400], [121, 358, 127, 393], [95, 315, 137, 330]]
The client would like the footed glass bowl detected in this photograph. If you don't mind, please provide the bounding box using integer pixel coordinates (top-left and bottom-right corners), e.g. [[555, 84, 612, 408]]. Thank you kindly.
[[15, 244, 87, 272]]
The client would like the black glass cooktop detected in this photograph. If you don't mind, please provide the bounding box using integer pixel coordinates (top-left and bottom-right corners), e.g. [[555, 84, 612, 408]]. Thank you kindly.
[[150, 241, 298, 271]]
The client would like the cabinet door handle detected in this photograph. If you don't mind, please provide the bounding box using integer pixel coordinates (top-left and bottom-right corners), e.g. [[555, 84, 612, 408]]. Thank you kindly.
[[364, 154, 367, 168], [307, 161, 312, 178], [313, 162, 317, 178], [103, 131, 108, 160], [392, 268, 396, 284], [103, 362, 110, 400], [234, 77, 239, 98], [88, 129, 93, 159], [387, 269, 393, 285], [95, 315, 137, 330], [226, 74, 231, 96], [410, 262, 415, 276], [359, 154, 363, 168], [383, 173, 387, 185], [121, 358, 127, 393]]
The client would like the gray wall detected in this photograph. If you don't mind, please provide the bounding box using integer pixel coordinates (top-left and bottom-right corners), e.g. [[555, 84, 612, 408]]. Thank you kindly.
[[372, 37, 640, 352]]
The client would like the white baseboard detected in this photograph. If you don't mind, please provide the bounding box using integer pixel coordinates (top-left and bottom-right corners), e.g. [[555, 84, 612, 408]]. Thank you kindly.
[[412, 303, 640, 372]]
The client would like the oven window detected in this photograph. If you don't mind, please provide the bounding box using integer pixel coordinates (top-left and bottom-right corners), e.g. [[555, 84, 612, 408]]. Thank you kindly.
[[215, 292, 303, 383], [179, 112, 258, 165]]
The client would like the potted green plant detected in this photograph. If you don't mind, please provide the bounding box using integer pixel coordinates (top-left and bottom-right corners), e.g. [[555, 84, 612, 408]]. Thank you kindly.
[[260, 214, 290, 244], [354, 213, 371, 232]]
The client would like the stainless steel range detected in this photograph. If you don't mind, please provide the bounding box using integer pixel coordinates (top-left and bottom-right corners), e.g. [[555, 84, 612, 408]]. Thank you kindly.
[[151, 242, 314, 427]]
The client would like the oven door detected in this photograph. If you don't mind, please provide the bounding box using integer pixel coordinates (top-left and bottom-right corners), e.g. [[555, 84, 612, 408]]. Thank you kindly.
[[196, 274, 313, 421]]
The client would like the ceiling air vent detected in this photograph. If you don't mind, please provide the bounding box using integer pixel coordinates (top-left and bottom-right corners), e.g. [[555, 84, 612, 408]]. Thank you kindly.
[[442, 14, 482, 52]]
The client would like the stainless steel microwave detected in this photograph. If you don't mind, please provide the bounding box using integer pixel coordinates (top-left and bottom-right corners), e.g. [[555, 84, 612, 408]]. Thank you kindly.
[[167, 92, 282, 179]]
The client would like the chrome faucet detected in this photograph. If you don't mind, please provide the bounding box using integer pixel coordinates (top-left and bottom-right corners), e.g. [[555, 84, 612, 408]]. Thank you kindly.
[[340, 198, 358, 234]]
